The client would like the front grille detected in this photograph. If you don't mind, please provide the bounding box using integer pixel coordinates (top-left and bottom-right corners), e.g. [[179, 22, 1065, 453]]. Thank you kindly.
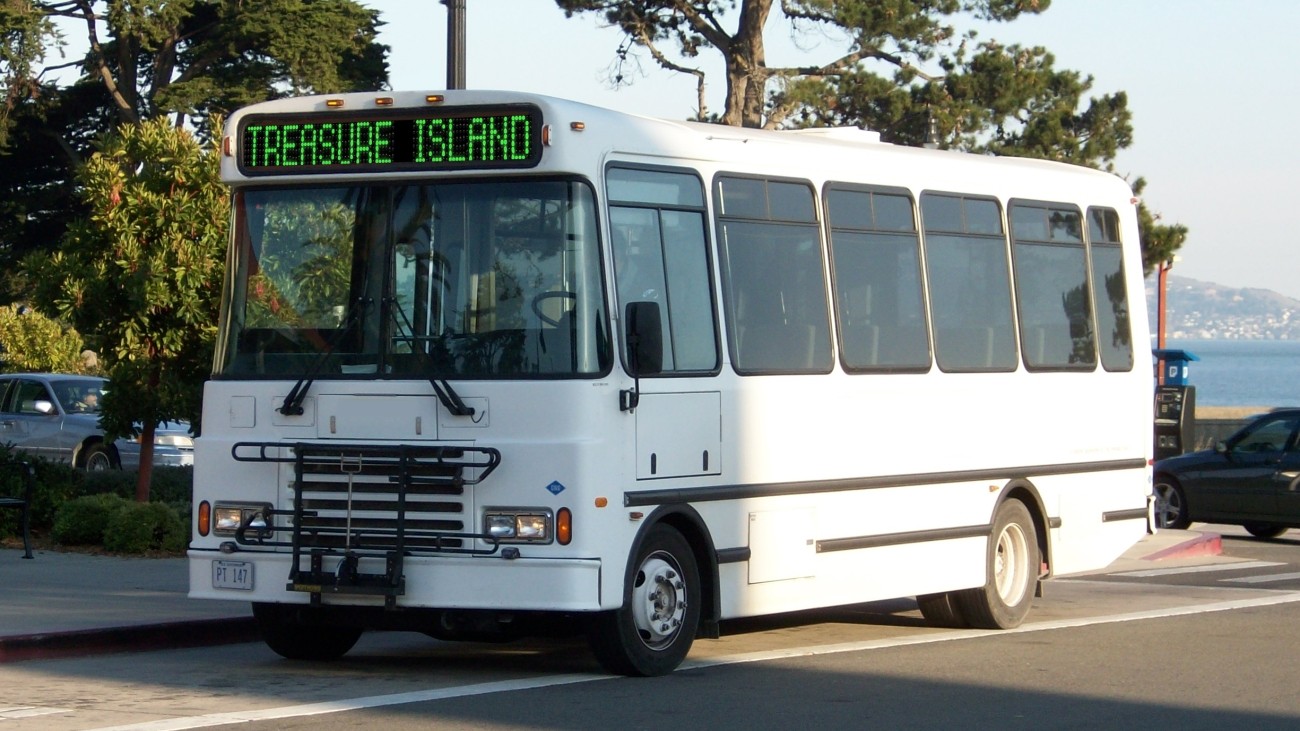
[[231, 441, 502, 603]]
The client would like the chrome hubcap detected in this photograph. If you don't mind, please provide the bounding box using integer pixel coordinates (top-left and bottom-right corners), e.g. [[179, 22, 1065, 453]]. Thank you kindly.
[[630, 553, 687, 649]]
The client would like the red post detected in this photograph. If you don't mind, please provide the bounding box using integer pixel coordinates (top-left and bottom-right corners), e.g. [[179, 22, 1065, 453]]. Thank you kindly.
[[1156, 258, 1172, 385]]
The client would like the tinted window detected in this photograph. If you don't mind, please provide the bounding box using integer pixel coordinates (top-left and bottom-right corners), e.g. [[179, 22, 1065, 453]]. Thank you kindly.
[[827, 186, 929, 371], [609, 167, 718, 373], [717, 176, 831, 374], [921, 193, 1016, 372], [1010, 201, 1095, 370], [1088, 207, 1134, 371]]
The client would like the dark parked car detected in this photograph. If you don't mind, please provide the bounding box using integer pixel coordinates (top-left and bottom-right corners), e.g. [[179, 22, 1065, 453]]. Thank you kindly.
[[1154, 408, 1300, 538], [0, 373, 193, 471]]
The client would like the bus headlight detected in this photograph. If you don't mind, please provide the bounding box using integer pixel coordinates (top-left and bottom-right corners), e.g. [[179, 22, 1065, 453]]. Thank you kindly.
[[484, 508, 553, 543], [214, 502, 273, 537]]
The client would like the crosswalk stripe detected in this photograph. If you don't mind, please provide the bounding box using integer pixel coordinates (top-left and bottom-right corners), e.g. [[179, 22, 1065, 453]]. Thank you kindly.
[[1113, 560, 1286, 578]]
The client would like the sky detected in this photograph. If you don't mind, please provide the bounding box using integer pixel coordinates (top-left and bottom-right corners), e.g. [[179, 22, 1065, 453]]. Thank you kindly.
[[220, 1, 1272, 301]]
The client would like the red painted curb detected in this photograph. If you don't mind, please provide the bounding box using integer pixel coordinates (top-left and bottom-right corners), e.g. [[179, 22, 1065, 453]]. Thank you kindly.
[[0, 617, 259, 663], [1141, 532, 1223, 561]]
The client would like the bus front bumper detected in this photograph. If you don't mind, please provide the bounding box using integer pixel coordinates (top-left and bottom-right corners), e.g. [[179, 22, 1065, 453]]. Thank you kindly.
[[187, 549, 604, 612]]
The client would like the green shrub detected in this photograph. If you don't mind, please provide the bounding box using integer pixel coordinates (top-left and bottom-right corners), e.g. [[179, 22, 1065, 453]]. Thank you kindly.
[[103, 501, 186, 553], [51, 493, 132, 545], [82, 469, 137, 499], [0, 449, 83, 536]]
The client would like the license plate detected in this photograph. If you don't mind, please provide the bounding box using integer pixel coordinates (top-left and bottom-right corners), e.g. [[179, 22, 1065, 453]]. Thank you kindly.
[[212, 560, 254, 590]]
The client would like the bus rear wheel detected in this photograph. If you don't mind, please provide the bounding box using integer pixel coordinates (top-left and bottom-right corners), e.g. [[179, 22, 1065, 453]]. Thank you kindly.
[[917, 591, 969, 628], [957, 499, 1039, 630], [587, 524, 701, 676], [253, 603, 363, 661]]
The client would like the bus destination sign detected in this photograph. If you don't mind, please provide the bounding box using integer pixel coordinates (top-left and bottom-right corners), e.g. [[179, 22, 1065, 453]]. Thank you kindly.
[[238, 105, 542, 175]]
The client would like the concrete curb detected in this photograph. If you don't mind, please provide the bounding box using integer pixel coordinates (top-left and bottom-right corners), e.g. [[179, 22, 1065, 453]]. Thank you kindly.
[[1141, 531, 1223, 561], [0, 616, 259, 664]]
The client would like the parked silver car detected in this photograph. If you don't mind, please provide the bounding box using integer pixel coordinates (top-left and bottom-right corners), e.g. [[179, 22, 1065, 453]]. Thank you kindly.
[[0, 373, 193, 470]]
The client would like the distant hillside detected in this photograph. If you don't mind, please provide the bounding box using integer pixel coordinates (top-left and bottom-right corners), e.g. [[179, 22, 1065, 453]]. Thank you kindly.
[[1145, 275, 1300, 339]]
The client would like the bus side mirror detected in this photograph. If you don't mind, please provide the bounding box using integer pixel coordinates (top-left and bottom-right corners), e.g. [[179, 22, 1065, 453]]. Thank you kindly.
[[621, 301, 662, 412], [625, 301, 663, 377]]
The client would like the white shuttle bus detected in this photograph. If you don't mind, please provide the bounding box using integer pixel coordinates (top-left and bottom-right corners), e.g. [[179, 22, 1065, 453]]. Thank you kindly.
[[190, 90, 1152, 676]]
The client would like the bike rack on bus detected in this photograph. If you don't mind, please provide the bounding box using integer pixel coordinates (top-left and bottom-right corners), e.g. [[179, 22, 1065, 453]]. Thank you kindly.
[[231, 441, 502, 608]]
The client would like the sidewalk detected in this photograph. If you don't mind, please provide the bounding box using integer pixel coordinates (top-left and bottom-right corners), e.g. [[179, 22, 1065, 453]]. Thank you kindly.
[[0, 549, 256, 662], [0, 528, 1222, 663]]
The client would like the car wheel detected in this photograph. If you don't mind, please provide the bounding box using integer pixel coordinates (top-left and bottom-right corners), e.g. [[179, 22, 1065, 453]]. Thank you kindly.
[[81, 443, 114, 471], [1242, 523, 1288, 540], [1153, 478, 1190, 530]]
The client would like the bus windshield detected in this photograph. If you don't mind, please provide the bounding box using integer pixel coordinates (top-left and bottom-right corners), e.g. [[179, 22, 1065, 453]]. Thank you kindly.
[[218, 178, 611, 379]]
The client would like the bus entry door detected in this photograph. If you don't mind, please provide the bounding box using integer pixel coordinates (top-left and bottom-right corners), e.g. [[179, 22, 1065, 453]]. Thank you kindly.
[[635, 392, 721, 480]]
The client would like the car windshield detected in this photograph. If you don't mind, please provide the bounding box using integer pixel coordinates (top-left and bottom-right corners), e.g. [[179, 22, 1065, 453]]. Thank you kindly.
[[50, 379, 106, 414], [216, 178, 611, 379]]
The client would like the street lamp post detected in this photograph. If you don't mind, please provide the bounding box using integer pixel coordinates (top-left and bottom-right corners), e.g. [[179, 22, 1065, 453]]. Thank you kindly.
[[1156, 256, 1177, 384], [443, 0, 466, 89]]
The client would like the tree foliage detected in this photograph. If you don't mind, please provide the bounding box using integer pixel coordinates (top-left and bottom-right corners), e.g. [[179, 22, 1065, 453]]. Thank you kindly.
[[0, 0, 388, 301], [557, 0, 1185, 266], [0, 303, 94, 373], [27, 117, 226, 500]]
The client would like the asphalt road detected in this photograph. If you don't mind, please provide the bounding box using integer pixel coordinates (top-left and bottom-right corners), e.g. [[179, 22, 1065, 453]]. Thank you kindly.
[[5, 523, 1300, 731]]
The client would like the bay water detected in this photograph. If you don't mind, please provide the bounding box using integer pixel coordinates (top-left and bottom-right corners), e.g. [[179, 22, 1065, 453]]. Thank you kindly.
[[1161, 338, 1300, 408]]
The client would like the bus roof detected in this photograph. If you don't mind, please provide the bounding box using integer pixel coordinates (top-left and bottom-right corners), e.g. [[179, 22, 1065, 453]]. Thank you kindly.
[[222, 89, 1134, 203]]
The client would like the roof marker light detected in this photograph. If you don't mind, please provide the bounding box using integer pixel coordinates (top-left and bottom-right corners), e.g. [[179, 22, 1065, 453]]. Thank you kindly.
[[570, 121, 586, 131], [325, 98, 345, 108], [375, 97, 394, 106], [426, 94, 445, 104]]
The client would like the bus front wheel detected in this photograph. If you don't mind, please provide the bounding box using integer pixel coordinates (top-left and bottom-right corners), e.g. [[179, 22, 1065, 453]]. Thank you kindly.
[[587, 524, 701, 676], [253, 603, 363, 661], [957, 499, 1039, 630]]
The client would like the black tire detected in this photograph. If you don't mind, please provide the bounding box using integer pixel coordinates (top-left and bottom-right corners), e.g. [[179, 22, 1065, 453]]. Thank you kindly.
[[81, 443, 114, 471], [587, 523, 701, 676], [252, 603, 363, 661], [957, 499, 1039, 630], [1243, 523, 1288, 540], [917, 591, 970, 628], [1153, 477, 1190, 530]]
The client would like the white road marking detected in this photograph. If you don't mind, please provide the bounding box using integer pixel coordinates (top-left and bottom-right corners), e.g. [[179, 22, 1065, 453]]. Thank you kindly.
[[84, 590, 1300, 731], [0, 706, 71, 719], [1221, 571, 1300, 584], [1111, 560, 1285, 578]]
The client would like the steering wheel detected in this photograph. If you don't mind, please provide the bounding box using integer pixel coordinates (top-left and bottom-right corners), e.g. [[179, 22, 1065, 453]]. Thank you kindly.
[[530, 291, 577, 327]]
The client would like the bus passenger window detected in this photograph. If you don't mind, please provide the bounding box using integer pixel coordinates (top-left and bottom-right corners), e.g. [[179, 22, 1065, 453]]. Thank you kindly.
[[1088, 207, 1134, 372], [921, 193, 1017, 372], [716, 176, 832, 375], [1009, 201, 1096, 370], [826, 186, 930, 371]]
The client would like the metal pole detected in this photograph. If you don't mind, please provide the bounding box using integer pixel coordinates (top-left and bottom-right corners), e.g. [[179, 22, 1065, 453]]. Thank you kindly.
[[443, 0, 466, 89], [1156, 258, 1171, 384]]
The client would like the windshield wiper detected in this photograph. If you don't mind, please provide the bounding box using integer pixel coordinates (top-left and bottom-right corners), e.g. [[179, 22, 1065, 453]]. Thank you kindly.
[[278, 298, 371, 416], [385, 297, 475, 418]]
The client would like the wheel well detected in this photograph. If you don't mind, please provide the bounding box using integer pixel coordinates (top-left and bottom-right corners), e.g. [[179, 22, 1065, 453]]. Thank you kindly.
[[1154, 471, 1180, 487], [998, 482, 1050, 580], [640, 506, 721, 640], [76, 437, 118, 468]]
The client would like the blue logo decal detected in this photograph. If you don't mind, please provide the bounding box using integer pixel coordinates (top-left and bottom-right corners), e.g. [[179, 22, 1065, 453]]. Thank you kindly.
[[546, 481, 566, 495]]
